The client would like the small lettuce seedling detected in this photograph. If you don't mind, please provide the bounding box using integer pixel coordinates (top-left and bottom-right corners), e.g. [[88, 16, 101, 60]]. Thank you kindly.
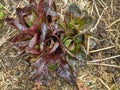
[[6, 0, 92, 86]]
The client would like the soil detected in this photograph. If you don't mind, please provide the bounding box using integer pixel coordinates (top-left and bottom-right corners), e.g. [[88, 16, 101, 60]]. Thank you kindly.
[[0, 0, 120, 90]]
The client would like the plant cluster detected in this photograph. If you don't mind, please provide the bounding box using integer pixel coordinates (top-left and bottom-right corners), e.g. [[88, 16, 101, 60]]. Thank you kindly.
[[6, 0, 92, 86]]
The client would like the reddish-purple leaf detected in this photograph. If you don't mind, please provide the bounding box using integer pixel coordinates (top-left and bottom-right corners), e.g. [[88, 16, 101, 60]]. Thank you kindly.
[[6, 18, 27, 30], [32, 42, 65, 82], [33, 57, 47, 76], [38, 0, 45, 16], [39, 23, 49, 50], [40, 23, 48, 42], [36, 45, 64, 65], [32, 59, 51, 86], [25, 33, 40, 54], [26, 48, 40, 54], [16, 6, 38, 25], [16, 7, 30, 25], [10, 33, 32, 42], [28, 33, 38, 48], [34, 38, 65, 68], [49, 42, 59, 53], [12, 40, 30, 50], [33, 13, 45, 25], [23, 24, 40, 35]]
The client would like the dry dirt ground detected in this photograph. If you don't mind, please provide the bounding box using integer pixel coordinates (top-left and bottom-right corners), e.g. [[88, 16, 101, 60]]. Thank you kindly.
[[0, 0, 120, 90]]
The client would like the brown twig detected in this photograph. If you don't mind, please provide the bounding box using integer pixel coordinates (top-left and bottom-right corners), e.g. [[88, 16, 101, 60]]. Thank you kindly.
[[90, 46, 115, 53], [88, 55, 120, 63], [87, 62, 120, 69], [99, 78, 110, 90]]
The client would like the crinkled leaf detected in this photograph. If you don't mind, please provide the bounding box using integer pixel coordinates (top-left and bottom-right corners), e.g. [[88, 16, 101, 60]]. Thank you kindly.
[[65, 4, 81, 25], [76, 16, 92, 29], [66, 55, 79, 73], [32, 60, 47, 79], [32, 61, 51, 86], [66, 55, 76, 67], [65, 16, 92, 30], [56, 61, 76, 85], [65, 4, 92, 31], [74, 34, 85, 43], [76, 45, 87, 61], [67, 4, 81, 17]]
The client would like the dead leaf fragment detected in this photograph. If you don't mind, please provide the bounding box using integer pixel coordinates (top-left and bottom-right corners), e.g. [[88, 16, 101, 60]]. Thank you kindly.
[[77, 79, 89, 90], [0, 37, 8, 46]]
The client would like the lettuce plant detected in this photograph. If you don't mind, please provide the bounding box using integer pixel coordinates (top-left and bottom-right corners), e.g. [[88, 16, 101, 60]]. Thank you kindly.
[[6, 0, 92, 86]]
